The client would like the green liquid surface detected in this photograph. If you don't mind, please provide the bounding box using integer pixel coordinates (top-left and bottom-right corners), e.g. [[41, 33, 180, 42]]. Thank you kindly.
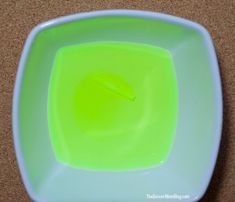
[[48, 41, 178, 171]]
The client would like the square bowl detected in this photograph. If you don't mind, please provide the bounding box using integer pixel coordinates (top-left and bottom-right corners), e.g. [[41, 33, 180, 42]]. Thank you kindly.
[[13, 10, 222, 202]]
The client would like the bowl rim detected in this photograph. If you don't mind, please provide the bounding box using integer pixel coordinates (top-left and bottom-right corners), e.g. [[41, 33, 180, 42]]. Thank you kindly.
[[12, 9, 223, 202]]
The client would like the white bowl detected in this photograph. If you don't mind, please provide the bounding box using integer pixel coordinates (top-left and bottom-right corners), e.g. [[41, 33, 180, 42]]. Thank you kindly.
[[13, 10, 222, 202]]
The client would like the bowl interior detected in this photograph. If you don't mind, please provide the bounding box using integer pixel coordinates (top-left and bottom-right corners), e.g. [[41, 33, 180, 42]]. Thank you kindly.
[[17, 14, 219, 202], [48, 41, 178, 171]]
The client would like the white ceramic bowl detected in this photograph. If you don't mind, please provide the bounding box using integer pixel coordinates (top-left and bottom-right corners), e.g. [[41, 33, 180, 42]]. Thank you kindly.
[[13, 10, 222, 202]]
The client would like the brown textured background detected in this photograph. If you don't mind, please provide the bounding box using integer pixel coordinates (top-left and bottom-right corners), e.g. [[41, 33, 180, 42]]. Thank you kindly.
[[0, 0, 234, 201]]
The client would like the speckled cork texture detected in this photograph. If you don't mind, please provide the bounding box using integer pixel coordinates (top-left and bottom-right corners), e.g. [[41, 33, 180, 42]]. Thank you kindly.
[[0, 1, 234, 202]]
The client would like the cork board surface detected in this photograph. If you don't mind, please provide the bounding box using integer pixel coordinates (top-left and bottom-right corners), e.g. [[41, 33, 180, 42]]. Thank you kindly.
[[0, 1, 234, 201]]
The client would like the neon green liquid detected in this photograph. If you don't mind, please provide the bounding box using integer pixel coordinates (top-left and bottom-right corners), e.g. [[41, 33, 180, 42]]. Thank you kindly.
[[48, 41, 178, 171]]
